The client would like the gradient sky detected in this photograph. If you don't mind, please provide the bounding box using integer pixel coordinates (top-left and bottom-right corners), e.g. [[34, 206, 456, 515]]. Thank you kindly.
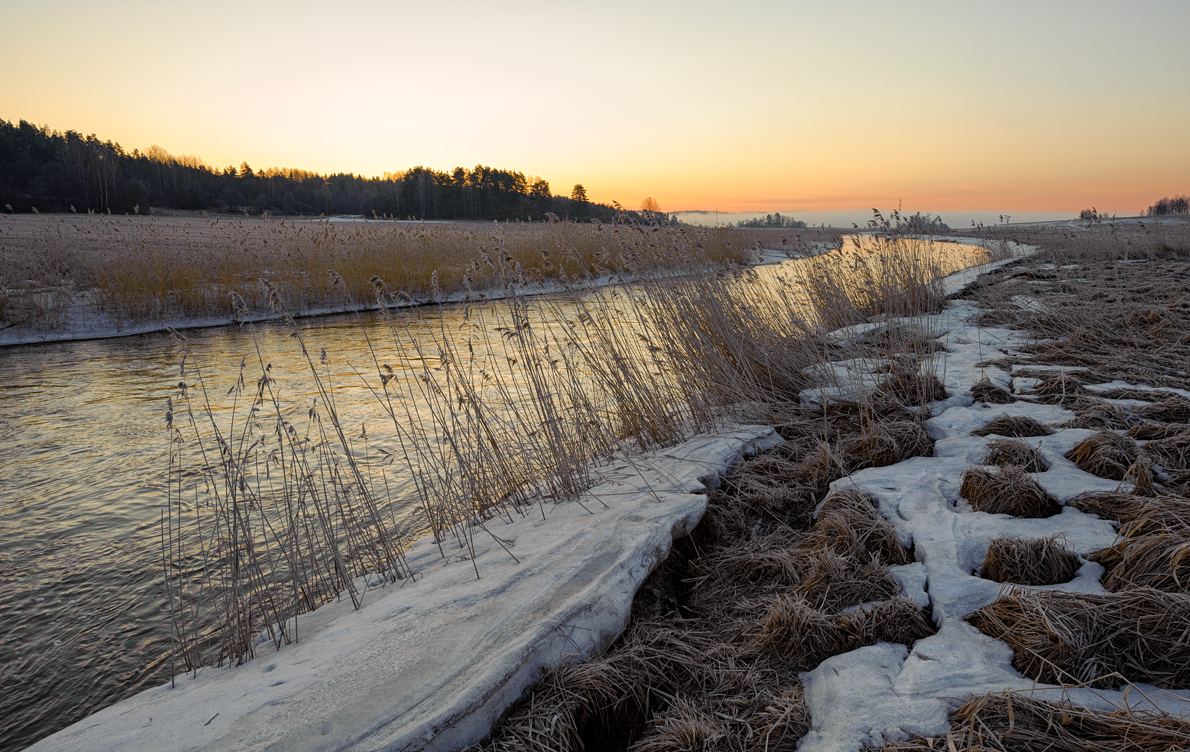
[[2, 0, 1187, 216]]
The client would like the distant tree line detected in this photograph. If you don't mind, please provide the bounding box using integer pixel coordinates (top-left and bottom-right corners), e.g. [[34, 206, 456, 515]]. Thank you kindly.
[[735, 213, 807, 229], [1146, 196, 1189, 216], [0, 119, 618, 221]]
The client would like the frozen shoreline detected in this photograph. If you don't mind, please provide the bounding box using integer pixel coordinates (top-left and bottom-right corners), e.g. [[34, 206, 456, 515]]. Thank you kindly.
[[29, 427, 782, 752]]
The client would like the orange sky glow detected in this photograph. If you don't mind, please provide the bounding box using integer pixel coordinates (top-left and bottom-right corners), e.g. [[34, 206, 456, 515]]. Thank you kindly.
[[2, 0, 1187, 218]]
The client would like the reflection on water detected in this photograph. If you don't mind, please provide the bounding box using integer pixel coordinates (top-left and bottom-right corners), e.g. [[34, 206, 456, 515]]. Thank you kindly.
[[0, 237, 991, 750]]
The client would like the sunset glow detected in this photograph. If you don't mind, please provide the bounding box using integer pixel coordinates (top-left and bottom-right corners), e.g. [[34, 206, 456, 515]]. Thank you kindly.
[[2, 0, 1187, 216]]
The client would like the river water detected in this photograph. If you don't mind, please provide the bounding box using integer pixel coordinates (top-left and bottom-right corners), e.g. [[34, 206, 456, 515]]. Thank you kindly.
[[0, 239, 988, 750]]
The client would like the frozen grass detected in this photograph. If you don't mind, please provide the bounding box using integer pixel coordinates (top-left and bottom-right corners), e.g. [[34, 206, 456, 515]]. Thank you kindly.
[[1066, 491, 1190, 535], [982, 438, 1048, 472], [967, 588, 1190, 689], [881, 690, 1190, 751], [1064, 431, 1140, 481], [472, 403, 937, 752], [970, 414, 1053, 438], [970, 376, 1013, 404], [952, 216, 1190, 391], [979, 534, 1079, 586], [1092, 532, 1190, 593], [959, 465, 1061, 518]]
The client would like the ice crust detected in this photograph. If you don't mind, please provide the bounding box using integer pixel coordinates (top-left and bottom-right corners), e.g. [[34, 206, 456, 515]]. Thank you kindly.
[[29, 427, 781, 752], [798, 276, 1190, 750]]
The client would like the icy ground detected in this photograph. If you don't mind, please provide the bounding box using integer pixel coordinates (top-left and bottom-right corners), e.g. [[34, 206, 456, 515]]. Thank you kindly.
[[28, 427, 781, 752], [797, 298, 1190, 750]]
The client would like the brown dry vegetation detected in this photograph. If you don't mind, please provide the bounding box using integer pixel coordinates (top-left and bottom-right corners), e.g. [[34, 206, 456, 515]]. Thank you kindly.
[[951, 216, 1190, 391], [0, 213, 827, 332], [473, 407, 937, 752], [959, 465, 1060, 518], [982, 438, 1048, 473], [933, 220, 1190, 746], [881, 691, 1190, 751], [1064, 431, 1140, 480], [971, 414, 1053, 438], [979, 534, 1079, 586], [967, 588, 1190, 688]]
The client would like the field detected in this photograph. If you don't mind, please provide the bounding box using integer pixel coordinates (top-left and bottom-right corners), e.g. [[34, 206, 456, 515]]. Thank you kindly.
[[0, 212, 850, 338]]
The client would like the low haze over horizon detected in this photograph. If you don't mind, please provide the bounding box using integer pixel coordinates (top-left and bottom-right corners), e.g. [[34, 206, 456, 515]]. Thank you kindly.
[[3, 0, 1186, 216]]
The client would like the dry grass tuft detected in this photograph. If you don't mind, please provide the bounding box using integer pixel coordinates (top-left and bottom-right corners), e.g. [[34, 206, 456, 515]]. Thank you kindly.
[[755, 596, 934, 670], [967, 588, 1190, 688], [1145, 431, 1190, 472], [1066, 491, 1190, 534], [979, 535, 1080, 586], [813, 489, 914, 565], [797, 549, 902, 612], [1128, 421, 1190, 440], [1062, 398, 1139, 430], [881, 691, 1190, 751], [1064, 431, 1140, 481], [960, 465, 1061, 518], [970, 377, 1014, 404], [1136, 395, 1190, 424], [982, 438, 1048, 473], [875, 364, 948, 407], [1092, 532, 1190, 593], [971, 414, 1054, 438], [841, 420, 934, 471], [1020, 371, 1087, 405]]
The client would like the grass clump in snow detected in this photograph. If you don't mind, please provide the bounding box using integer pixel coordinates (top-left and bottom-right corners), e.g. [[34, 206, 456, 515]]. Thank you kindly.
[[873, 363, 948, 407], [1092, 532, 1190, 593], [811, 489, 913, 566], [881, 690, 1190, 751], [841, 420, 934, 471], [1145, 431, 1190, 474], [1066, 491, 1190, 534], [754, 596, 934, 670], [1020, 370, 1087, 406], [1136, 395, 1190, 424], [960, 465, 1061, 518], [967, 588, 1190, 688], [979, 534, 1079, 586], [982, 438, 1048, 473], [1128, 421, 1190, 440], [970, 376, 1013, 404], [1064, 431, 1140, 481], [1062, 398, 1140, 431], [971, 414, 1054, 438]]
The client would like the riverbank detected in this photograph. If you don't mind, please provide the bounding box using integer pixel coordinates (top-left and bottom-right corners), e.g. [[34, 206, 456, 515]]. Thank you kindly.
[[0, 214, 845, 347], [472, 227, 1190, 750], [23, 243, 1032, 747], [0, 245, 806, 348]]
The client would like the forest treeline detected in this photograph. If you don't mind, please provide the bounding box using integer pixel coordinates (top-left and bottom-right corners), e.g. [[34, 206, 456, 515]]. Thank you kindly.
[[1146, 196, 1189, 216], [0, 119, 621, 221]]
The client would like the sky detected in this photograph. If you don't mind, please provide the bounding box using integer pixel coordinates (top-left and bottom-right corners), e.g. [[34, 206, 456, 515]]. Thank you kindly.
[[2, 0, 1188, 219]]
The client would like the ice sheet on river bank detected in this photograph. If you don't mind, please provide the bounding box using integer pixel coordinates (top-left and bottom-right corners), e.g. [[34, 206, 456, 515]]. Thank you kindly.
[[28, 427, 781, 752]]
